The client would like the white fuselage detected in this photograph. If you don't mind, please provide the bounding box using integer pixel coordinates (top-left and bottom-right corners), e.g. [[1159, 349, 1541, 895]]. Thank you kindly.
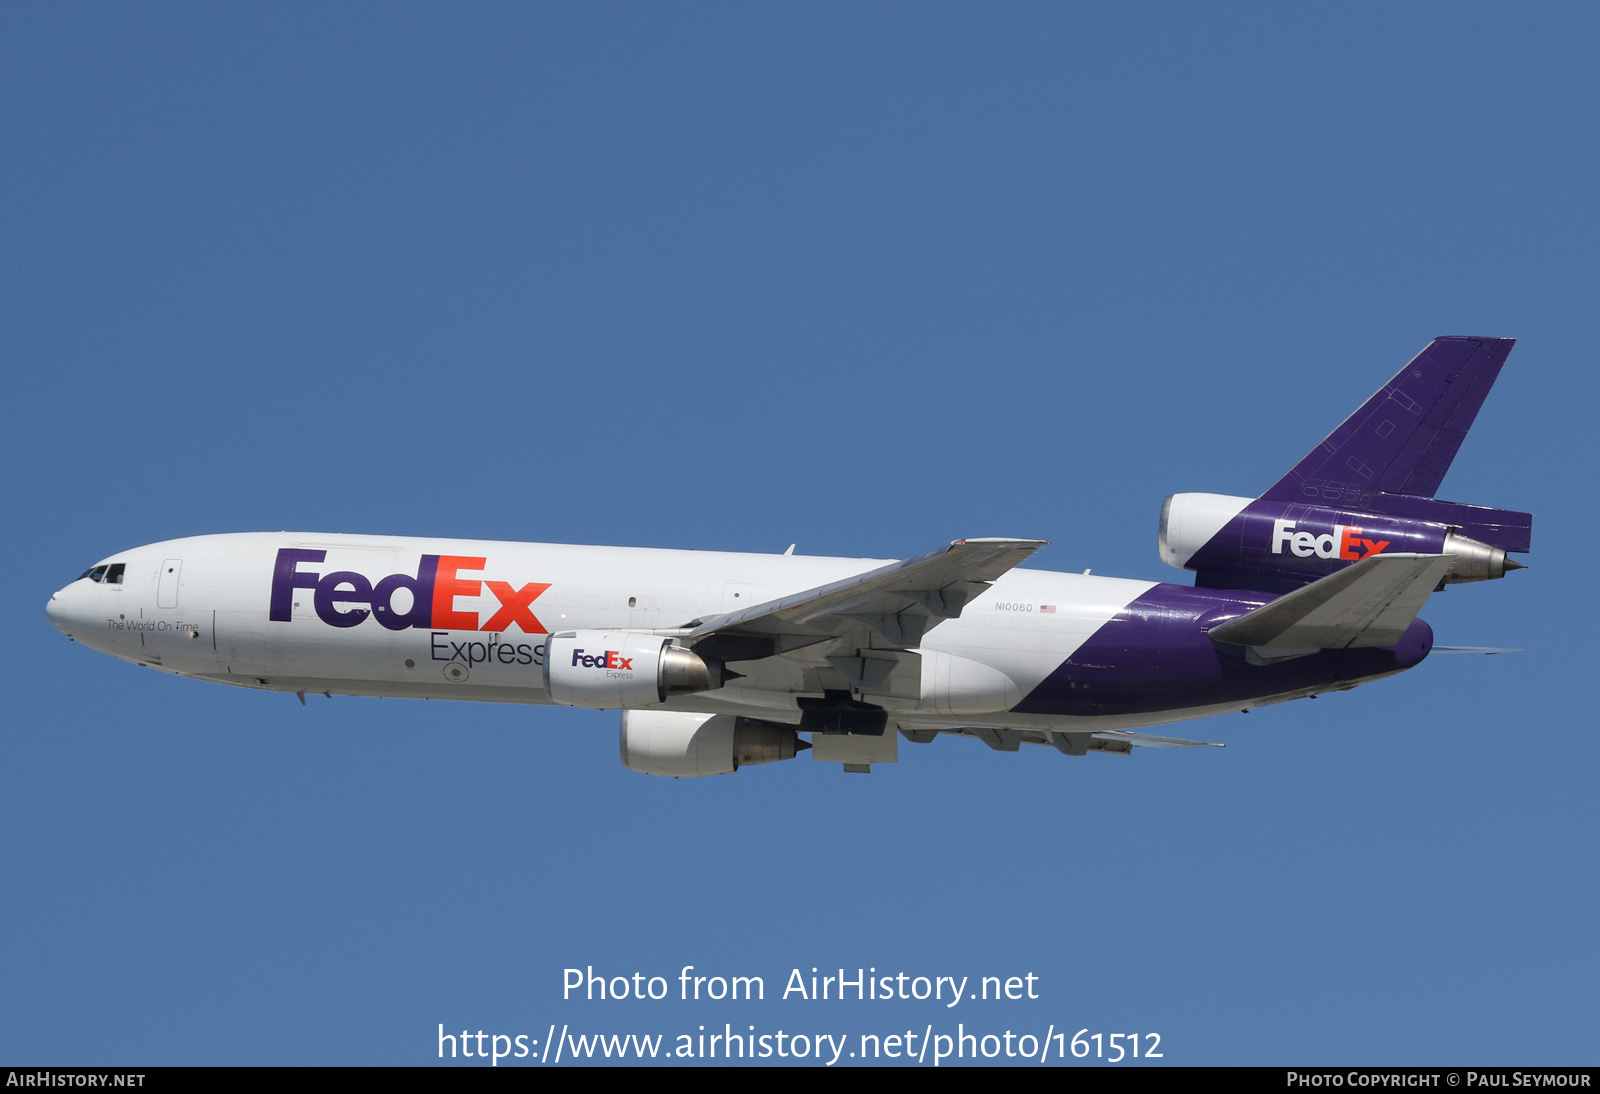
[[46, 531, 1379, 738]]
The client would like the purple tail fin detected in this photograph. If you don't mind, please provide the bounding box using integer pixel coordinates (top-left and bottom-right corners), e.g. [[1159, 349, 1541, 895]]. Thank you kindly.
[[1261, 336, 1514, 504]]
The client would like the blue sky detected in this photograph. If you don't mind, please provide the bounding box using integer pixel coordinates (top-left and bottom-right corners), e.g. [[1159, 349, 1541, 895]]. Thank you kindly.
[[4, 3, 1594, 1066]]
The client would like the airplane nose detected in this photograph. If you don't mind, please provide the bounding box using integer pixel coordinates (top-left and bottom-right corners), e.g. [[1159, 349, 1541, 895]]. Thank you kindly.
[[46, 590, 70, 636]]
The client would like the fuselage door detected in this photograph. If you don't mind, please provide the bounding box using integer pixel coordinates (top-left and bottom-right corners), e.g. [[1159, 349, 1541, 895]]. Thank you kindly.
[[157, 559, 183, 608]]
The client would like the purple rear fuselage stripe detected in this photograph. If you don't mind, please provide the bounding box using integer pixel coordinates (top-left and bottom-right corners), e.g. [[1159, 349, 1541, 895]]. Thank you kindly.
[[1012, 584, 1432, 717]]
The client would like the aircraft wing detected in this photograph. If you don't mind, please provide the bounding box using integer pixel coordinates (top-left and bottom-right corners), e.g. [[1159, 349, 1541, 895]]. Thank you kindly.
[[1207, 552, 1453, 652], [686, 538, 1046, 698]]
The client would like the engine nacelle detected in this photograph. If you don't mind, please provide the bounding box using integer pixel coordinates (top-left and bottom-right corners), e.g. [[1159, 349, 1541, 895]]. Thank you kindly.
[[619, 710, 803, 777], [544, 631, 719, 708], [1159, 492, 1527, 590]]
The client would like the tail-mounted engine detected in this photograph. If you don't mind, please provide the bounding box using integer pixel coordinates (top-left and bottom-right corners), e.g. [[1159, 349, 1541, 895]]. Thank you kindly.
[[1160, 492, 1530, 592]]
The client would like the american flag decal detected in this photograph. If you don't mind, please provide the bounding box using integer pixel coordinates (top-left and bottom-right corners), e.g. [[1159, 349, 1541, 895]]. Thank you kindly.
[[1040, 604, 1056, 613]]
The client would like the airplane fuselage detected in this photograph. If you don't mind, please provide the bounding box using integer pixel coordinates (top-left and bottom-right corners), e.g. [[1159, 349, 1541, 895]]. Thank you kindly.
[[46, 531, 1429, 737]]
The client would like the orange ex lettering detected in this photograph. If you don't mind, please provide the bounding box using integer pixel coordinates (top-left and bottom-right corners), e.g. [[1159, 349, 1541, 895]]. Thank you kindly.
[[482, 581, 552, 634]]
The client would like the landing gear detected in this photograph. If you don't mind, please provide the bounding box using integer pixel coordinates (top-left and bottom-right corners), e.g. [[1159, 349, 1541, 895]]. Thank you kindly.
[[797, 689, 888, 736]]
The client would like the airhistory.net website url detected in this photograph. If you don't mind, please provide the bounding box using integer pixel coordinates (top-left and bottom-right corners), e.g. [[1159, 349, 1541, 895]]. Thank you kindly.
[[438, 1023, 1162, 1065]]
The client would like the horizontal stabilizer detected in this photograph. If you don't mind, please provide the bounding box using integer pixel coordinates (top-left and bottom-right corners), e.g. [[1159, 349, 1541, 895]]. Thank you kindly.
[[916, 725, 1226, 753], [1090, 730, 1225, 749], [1208, 553, 1453, 650]]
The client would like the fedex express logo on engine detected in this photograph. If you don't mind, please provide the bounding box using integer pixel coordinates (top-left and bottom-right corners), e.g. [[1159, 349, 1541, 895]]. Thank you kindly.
[[1271, 519, 1390, 561], [571, 649, 633, 671], [269, 548, 549, 632]]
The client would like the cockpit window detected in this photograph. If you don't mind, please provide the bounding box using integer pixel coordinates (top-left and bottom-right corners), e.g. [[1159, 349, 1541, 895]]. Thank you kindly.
[[77, 563, 124, 584]]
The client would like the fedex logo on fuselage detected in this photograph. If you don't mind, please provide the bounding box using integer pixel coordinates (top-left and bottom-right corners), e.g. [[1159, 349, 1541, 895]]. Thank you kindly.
[[268, 548, 550, 632], [1271, 519, 1390, 561]]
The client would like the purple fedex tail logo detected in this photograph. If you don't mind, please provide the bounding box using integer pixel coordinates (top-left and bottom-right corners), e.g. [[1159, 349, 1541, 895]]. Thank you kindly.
[[268, 548, 550, 632]]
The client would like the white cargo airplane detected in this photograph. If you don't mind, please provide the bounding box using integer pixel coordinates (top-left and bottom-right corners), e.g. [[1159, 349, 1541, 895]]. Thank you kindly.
[[47, 338, 1530, 775]]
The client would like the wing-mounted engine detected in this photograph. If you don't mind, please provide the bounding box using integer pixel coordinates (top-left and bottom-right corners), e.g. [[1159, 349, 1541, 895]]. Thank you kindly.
[[544, 631, 721, 708], [620, 710, 806, 777]]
